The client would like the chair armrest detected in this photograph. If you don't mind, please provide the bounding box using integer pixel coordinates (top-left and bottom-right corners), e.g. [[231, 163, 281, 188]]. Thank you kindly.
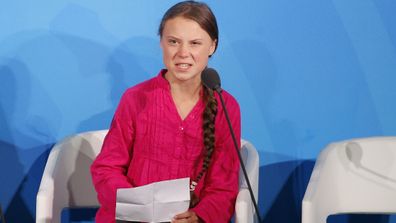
[[36, 178, 54, 223], [36, 144, 62, 223], [240, 140, 259, 201], [235, 188, 255, 223], [302, 143, 338, 223]]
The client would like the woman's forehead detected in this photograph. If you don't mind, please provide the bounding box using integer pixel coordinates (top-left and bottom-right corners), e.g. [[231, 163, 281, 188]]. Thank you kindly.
[[162, 17, 211, 40]]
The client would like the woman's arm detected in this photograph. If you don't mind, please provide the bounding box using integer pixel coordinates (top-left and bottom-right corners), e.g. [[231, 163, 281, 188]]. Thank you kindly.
[[90, 91, 135, 216]]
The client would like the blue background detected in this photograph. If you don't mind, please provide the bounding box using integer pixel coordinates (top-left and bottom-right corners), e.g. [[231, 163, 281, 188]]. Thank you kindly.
[[1, 0, 396, 222]]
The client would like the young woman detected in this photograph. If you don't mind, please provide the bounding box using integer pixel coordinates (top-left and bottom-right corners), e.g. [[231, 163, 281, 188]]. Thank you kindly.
[[91, 1, 241, 222]]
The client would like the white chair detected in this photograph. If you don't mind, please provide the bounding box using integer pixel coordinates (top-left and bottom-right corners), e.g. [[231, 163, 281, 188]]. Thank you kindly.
[[36, 130, 107, 223], [302, 137, 396, 223], [36, 130, 260, 223]]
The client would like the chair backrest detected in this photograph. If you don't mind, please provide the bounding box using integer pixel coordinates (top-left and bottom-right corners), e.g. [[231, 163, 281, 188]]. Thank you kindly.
[[51, 130, 108, 207], [343, 137, 396, 177], [336, 137, 396, 210]]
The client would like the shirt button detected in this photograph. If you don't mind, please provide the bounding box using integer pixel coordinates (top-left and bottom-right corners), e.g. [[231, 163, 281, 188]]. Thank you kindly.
[[179, 126, 184, 131]]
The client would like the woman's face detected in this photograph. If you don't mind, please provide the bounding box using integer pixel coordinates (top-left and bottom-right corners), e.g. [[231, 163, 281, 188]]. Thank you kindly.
[[160, 16, 216, 84]]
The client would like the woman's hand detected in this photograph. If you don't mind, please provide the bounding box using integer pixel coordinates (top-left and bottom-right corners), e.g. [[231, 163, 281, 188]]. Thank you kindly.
[[171, 211, 202, 223]]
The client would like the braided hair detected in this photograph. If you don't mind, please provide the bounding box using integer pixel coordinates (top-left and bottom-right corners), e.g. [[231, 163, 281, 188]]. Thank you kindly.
[[195, 86, 217, 183]]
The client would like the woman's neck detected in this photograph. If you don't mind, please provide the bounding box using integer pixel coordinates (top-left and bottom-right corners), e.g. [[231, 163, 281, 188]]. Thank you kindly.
[[165, 72, 202, 101], [165, 71, 202, 120]]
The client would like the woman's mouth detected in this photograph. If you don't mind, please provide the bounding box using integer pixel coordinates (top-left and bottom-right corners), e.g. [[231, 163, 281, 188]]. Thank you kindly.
[[176, 63, 192, 70]]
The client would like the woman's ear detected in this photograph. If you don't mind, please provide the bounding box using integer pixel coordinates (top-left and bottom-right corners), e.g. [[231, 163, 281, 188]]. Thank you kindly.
[[209, 39, 217, 56]]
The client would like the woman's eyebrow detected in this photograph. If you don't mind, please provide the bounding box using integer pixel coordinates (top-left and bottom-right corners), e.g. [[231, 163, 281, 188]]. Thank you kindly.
[[165, 35, 181, 40], [190, 38, 203, 42], [165, 35, 204, 42]]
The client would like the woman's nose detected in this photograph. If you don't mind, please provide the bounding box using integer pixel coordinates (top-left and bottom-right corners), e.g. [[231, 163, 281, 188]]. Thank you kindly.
[[177, 44, 190, 57]]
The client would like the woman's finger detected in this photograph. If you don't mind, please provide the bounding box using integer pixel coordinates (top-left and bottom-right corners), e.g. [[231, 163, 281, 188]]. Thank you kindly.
[[173, 211, 193, 219]]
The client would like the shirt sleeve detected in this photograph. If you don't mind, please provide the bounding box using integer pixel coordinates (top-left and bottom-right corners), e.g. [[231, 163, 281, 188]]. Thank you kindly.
[[90, 91, 135, 218], [191, 94, 241, 223]]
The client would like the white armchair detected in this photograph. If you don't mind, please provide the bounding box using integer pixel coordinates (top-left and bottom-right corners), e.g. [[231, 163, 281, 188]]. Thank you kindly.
[[36, 130, 106, 223], [302, 137, 396, 223], [36, 130, 260, 223]]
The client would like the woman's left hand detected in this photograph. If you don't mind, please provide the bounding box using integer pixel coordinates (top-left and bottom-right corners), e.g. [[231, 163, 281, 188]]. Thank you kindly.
[[171, 210, 201, 223]]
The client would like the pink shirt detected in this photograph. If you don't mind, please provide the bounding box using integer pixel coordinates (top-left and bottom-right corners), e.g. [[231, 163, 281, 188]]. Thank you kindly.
[[91, 70, 241, 223]]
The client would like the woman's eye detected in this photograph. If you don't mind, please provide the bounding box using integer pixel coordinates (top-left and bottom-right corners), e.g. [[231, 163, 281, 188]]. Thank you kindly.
[[168, 39, 177, 45], [192, 41, 202, 45]]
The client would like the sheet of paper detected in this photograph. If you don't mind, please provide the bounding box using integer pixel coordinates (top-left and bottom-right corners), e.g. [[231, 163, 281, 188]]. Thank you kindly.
[[115, 177, 190, 222]]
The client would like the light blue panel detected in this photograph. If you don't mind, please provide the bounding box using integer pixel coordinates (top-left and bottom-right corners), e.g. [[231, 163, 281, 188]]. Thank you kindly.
[[0, 0, 396, 222], [333, 0, 396, 135]]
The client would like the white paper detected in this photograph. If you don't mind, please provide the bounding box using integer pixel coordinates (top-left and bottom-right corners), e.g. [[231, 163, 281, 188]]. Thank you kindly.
[[116, 177, 190, 222]]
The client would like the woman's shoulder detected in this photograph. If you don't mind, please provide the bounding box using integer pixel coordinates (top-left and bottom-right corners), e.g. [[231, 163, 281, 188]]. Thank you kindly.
[[123, 70, 167, 98], [215, 90, 240, 109]]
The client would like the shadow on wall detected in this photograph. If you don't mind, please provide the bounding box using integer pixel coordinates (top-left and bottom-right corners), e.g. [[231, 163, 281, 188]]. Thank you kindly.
[[0, 5, 162, 221], [0, 30, 115, 221], [76, 36, 161, 133], [258, 159, 315, 223], [0, 59, 54, 222], [5, 147, 51, 222], [45, 2, 161, 132]]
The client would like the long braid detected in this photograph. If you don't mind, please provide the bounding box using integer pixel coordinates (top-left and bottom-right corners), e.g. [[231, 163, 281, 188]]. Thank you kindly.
[[190, 86, 217, 208], [196, 86, 217, 183]]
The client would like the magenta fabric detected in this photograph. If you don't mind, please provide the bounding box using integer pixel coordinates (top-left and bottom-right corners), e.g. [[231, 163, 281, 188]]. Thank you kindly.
[[91, 70, 241, 223]]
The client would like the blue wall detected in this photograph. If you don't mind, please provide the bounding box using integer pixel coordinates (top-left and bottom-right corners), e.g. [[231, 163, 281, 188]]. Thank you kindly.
[[1, 0, 396, 222]]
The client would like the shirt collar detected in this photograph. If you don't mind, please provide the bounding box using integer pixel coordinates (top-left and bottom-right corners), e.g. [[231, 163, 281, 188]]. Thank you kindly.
[[156, 69, 205, 98], [157, 69, 170, 90]]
